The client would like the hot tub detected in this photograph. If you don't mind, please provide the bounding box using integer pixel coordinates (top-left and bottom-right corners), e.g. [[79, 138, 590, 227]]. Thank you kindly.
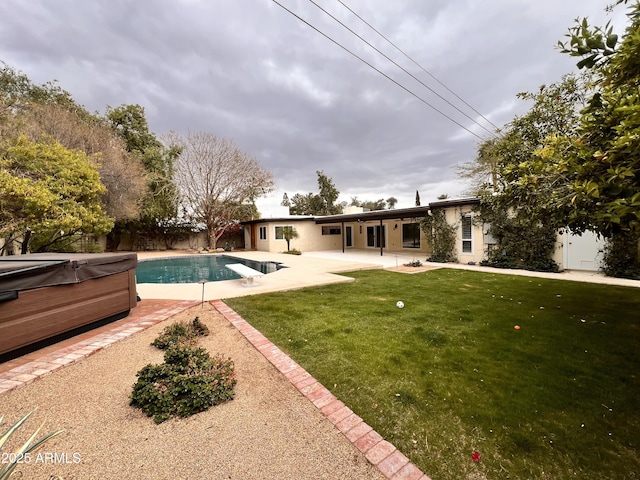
[[0, 252, 138, 357]]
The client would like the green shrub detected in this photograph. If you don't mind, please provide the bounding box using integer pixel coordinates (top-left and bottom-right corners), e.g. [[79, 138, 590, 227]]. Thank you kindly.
[[404, 259, 423, 267], [130, 346, 236, 424], [420, 209, 458, 263], [602, 231, 640, 279], [151, 317, 210, 350], [283, 248, 302, 255], [479, 209, 560, 272]]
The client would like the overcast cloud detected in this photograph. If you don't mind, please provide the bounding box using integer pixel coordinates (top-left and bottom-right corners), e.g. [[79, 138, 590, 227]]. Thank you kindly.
[[0, 0, 628, 214]]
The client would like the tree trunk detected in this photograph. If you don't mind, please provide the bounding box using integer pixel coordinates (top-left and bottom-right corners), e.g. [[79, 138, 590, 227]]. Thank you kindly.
[[208, 228, 217, 250], [106, 226, 122, 252], [21, 231, 31, 254]]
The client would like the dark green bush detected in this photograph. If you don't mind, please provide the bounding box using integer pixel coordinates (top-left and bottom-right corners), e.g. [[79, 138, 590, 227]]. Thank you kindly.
[[130, 346, 236, 424], [602, 231, 640, 279], [479, 209, 560, 272], [151, 317, 210, 350]]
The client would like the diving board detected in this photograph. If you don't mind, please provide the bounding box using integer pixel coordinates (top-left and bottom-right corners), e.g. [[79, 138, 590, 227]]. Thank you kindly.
[[225, 263, 265, 286]]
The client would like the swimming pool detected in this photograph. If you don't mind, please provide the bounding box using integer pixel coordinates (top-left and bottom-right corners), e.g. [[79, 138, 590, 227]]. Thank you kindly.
[[135, 255, 285, 284]]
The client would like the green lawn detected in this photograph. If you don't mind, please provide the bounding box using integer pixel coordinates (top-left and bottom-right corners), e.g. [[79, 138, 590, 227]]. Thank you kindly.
[[225, 269, 640, 480]]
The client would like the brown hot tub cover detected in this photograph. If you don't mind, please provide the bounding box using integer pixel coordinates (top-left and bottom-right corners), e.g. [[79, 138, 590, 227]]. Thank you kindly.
[[0, 253, 138, 357], [0, 252, 137, 291]]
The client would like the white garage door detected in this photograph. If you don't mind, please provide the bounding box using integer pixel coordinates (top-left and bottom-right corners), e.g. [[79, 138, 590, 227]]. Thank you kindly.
[[563, 230, 605, 271]]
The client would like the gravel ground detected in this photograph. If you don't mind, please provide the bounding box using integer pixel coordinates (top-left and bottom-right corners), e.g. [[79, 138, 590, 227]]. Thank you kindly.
[[0, 304, 384, 479]]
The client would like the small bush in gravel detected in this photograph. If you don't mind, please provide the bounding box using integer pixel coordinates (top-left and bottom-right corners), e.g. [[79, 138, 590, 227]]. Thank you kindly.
[[130, 346, 236, 424], [151, 317, 210, 350]]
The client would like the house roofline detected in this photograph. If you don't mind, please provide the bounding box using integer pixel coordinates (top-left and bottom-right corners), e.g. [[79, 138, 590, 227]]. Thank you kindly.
[[241, 216, 314, 226], [314, 206, 430, 224], [428, 197, 480, 209], [241, 198, 480, 226]]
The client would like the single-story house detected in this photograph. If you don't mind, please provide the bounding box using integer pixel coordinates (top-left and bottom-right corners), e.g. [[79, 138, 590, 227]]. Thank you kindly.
[[241, 197, 606, 272], [242, 198, 486, 262]]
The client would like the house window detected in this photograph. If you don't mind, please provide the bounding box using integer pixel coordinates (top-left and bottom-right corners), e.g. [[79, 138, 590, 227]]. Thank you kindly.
[[402, 223, 420, 249], [275, 226, 292, 240], [461, 215, 473, 253], [322, 226, 341, 235], [259, 226, 267, 240]]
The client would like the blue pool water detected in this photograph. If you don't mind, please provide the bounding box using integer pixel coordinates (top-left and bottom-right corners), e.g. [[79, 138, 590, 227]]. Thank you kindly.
[[136, 255, 284, 284]]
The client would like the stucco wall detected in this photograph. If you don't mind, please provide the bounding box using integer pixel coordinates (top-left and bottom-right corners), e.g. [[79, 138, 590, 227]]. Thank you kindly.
[[250, 221, 335, 253], [441, 205, 486, 264], [246, 218, 429, 255]]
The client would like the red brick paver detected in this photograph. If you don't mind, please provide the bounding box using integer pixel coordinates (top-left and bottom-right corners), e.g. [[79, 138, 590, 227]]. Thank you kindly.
[[211, 299, 431, 480], [365, 440, 397, 465], [391, 462, 427, 480], [377, 449, 410, 478]]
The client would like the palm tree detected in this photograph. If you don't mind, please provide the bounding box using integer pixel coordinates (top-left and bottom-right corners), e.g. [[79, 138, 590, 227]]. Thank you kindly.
[[283, 226, 298, 252]]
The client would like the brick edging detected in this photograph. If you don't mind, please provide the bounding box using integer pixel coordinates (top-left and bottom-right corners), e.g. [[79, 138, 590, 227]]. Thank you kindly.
[[211, 299, 431, 480], [0, 301, 198, 396]]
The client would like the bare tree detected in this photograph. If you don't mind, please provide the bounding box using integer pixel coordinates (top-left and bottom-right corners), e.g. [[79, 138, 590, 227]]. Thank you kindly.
[[171, 132, 274, 249]]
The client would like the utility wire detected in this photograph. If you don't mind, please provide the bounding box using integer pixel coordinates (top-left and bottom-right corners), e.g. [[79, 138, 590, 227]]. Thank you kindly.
[[272, 0, 488, 142], [336, 0, 502, 134], [336, 1, 502, 134], [305, 0, 498, 138]]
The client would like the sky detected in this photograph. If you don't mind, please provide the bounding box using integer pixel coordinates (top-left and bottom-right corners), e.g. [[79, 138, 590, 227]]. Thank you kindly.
[[0, 0, 629, 215]]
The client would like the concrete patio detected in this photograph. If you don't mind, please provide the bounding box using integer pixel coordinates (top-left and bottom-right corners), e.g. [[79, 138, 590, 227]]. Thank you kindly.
[[136, 249, 639, 302]]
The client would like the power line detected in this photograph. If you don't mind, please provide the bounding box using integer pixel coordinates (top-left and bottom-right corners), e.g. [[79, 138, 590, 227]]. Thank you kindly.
[[272, 0, 489, 142], [306, 0, 498, 138], [335, 0, 502, 134]]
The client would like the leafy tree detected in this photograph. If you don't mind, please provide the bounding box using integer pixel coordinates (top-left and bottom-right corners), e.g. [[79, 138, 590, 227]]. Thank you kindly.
[[468, 75, 588, 271], [0, 62, 78, 115], [547, 0, 640, 277], [415, 190, 421, 206], [349, 197, 387, 211], [457, 2, 640, 277], [316, 170, 342, 215], [22, 103, 147, 222], [0, 64, 147, 244], [363, 199, 387, 211], [457, 138, 501, 195], [106, 104, 184, 249], [0, 135, 113, 252], [289, 193, 314, 215], [554, 1, 640, 238], [287, 171, 342, 215], [106, 104, 161, 155], [171, 132, 274, 249], [386, 197, 398, 209], [476, 74, 587, 224], [281, 193, 290, 208]]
